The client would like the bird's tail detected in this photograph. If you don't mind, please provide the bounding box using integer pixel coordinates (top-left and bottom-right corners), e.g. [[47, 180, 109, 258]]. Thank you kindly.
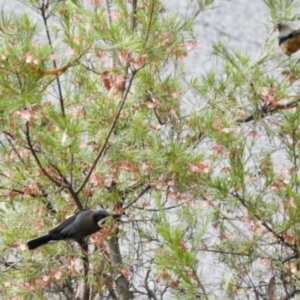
[[27, 234, 52, 250]]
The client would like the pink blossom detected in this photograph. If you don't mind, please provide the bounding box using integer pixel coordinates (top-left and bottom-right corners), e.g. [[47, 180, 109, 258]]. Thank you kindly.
[[33, 58, 40, 64], [67, 48, 75, 55], [42, 275, 50, 282], [188, 162, 211, 173], [85, 0, 104, 7], [155, 124, 162, 130], [287, 198, 297, 208], [25, 52, 33, 63], [90, 174, 102, 185], [289, 263, 298, 273], [259, 257, 269, 266], [108, 12, 121, 19], [20, 110, 31, 121]]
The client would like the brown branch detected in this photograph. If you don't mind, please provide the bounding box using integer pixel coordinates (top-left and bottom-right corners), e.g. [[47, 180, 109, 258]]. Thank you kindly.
[[282, 253, 299, 264], [106, 181, 149, 216], [199, 248, 249, 256], [77, 240, 90, 300], [76, 71, 137, 194], [0, 184, 57, 214], [25, 122, 63, 187], [27, 51, 86, 76], [102, 273, 118, 300], [144, 269, 158, 300], [49, 162, 69, 183], [106, 236, 130, 300], [123, 185, 151, 210], [123, 0, 138, 76], [131, 0, 137, 30], [40, 0, 65, 117], [49, 162, 83, 209], [153, 108, 164, 125], [230, 191, 298, 252], [280, 289, 300, 300], [26, 128, 82, 209], [144, 0, 154, 46], [3, 132, 25, 165], [134, 202, 186, 211], [236, 99, 300, 123], [105, 0, 112, 28], [268, 276, 276, 300], [192, 267, 209, 300]]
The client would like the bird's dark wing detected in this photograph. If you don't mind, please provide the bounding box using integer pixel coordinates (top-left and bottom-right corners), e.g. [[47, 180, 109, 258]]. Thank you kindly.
[[48, 214, 77, 235], [60, 209, 99, 239], [48, 209, 92, 240], [279, 29, 297, 44], [71, 209, 99, 237]]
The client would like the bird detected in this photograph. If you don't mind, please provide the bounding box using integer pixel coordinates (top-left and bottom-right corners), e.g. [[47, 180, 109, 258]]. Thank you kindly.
[[277, 23, 300, 56], [27, 209, 121, 250]]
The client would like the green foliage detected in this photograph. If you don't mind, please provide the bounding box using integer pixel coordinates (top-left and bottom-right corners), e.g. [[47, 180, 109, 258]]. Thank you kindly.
[[1, 0, 300, 299]]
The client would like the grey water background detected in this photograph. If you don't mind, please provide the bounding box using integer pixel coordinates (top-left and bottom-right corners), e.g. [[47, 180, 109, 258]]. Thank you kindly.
[[0, 0, 286, 299]]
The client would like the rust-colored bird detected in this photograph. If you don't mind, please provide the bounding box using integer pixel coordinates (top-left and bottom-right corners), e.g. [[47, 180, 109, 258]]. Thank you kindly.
[[277, 23, 300, 56]]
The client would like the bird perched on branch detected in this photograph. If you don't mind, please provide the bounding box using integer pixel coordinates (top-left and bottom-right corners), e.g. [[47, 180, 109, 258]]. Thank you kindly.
[[27, 209, 121, 250], [277, 23, 300, 56]]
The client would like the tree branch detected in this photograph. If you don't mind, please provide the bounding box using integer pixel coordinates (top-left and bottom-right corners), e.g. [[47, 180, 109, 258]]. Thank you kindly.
[[40, 0, 65, 117], [123, 185, 151, 210], [107, 236, 130, 300], [76, 71, 137, 194], [236, 99, 300, 123], [78, 240, 90, 300], [25, 122, 63, 187], [144, 269, 158, 300], [280, 289, 300, 300]]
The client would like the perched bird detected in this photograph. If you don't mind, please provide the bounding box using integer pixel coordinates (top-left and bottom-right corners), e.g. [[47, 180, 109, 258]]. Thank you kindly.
[[27, 209, 121, 250], [277, 23, 300, 56]]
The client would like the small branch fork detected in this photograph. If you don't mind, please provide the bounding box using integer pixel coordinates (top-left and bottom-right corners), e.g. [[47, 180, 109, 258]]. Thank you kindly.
[[236, 99, 300, 124]]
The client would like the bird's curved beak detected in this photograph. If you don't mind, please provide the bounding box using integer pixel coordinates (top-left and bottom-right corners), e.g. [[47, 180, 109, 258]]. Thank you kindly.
[[97, 218, 109, 227], [97, 213, 125, 227]]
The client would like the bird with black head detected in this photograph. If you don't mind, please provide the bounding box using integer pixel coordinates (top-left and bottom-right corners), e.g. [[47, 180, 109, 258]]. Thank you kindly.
[[277, 23, 300, 56], [27, 209, 121, 250]]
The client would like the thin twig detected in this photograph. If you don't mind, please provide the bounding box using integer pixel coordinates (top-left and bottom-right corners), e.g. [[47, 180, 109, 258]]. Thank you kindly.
[[76, 71, 137, 194], [144, 0, 155, 46], [25, 122, 63, 187], [144, 269, 158, 300], [123, 185, 151, 210], [280, 289, 300, 300], [237, 99, 300, 123], [49, 162, 83, 209], [131, 0, 138, 31], [105, 0, 112, 28], [40, 0, 65, 117], [3, 132, 25, 165], [231, 191, 298, 252]]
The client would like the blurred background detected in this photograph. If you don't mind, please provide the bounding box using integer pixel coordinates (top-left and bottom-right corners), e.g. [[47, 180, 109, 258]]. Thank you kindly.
[[2, 0, 272, 73]]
